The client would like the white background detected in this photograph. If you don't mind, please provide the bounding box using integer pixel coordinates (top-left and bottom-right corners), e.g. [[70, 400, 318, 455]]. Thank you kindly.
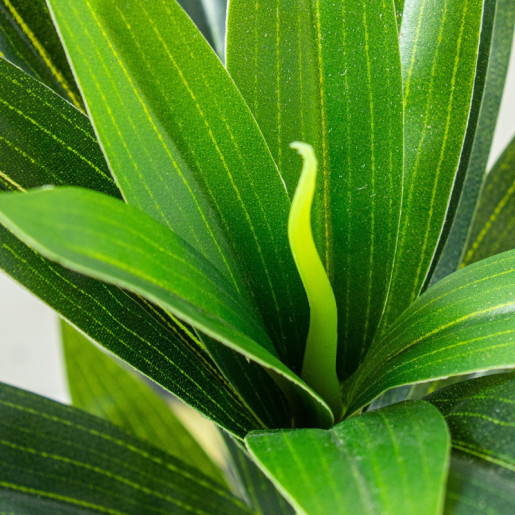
[[1, 40, 515, 405]]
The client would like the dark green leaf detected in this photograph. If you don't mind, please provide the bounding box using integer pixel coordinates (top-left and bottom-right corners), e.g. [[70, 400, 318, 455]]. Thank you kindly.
[[223, 433, 294, 515], [462, 136, 515, 266], [0, 187, 333, 428], [427, 372, 515, 514], [430, 0, 515, 284], [0, 382, 251, 514], [383, 0, 484, 329], [61, 320, 226, 485], [347, 250, 515, 415], [47, 0, 309, 372], [227, 0, 404, 377], [0, 0, 82, 107], [246, 401, 450, 515], [0, 60, 262, 438]]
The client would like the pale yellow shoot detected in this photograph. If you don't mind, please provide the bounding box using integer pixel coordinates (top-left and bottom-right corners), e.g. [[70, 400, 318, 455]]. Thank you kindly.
[[288, 142, 341, 418]]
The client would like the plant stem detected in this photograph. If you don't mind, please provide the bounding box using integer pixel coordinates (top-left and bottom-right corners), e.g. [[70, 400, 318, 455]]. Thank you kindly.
[[288, 142, 341, 418]]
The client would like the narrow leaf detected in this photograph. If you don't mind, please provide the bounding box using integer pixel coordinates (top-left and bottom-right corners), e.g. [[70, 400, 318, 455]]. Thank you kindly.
[[61, 320, 226, 485], [227, 0, 404, 378], [0, 382, 251, 514], [427, 372, 515, 514], [462, 136, 515, 266], [383, 0, 484, 328], [348, 250, 515, 415], [246, 401, 450, 515], [430, 0, 515, 284], [0, 187, 333, 428], [0, 0, 82, 107], [47, 0, 309, 369]]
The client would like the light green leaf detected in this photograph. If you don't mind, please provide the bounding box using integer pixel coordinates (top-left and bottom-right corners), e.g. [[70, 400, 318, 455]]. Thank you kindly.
[[427, 372, 515, 514], [246, 401, 450, 515], [223, 433, 294, 515], [0, 59, 264, 438], [0, 382, 251, 514], [61, 320, 226, 486], [430, 0, 515, 284], [347, 250, 515, 415], [0, 0, 82, 107], [462, 136, 515, 266], [0, 186, 333, 428], [227, 0, 404, 378], [47, 0, 308, 371], [383, 0, 484, 329]]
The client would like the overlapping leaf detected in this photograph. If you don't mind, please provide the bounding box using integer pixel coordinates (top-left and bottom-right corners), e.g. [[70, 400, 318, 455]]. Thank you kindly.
[[0, 187, 333, 428], [227, 0, 404, 377], [427, 372, 515, 514], [0, 0, 82, 107], [383, 0, 485, 328], [431, 0, 515, 284], [46, 0, 309, 372], [61, 321, 226, 485], [0, 382, 251, 514], [348, 249, 515, 414], [463, 136, 515, 266], [0, 59, 271, 437], [246, 401, 449, 515]]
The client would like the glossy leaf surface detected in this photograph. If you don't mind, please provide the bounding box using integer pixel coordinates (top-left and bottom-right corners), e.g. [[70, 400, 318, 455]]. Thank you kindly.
[[0, 0, 82, 107], [47, 0, 308, 370], [430, 0, 515, 284], [61, 320, 225, 485], [0, 382, 250, 514], [227, 0, 404, 377], [0, 60, 264, 438], [0, 187, 333, 428], [463, 136, 515, 266], [427, 372, 515, 514], [383, 0, 484, 328], [348, 250, 515, 414], [246, 401, 449, 515]]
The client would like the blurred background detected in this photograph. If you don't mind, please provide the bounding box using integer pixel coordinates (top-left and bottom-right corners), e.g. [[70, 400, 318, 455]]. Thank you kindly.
[[1, 38, 515, 406]]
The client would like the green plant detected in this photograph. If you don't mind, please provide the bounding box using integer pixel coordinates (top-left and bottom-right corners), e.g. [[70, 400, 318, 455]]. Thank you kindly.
[[0, 0, 514, 512]]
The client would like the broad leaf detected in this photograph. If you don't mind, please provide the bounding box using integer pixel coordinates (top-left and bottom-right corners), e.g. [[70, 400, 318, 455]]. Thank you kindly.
[[383, 0, 484, 328], [61, 320, 226, 485], [227, 0, 404, 377], [462, 136, 515, 266], [223, 433, 294, 515], [427, 372, 515, 514], [0, 187, 333, 428], [246, 401, 450, 515], [47, 0, 309, 371], [0, 382, 250, 514], [430, 0, 515, 284], [0, 60, 264, 438], [0, 0, 82, 107], [347, 250, 515, 415]]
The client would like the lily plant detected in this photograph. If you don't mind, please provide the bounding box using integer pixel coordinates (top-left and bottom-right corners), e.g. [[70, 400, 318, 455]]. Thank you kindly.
[[0, 0, 514, 513]]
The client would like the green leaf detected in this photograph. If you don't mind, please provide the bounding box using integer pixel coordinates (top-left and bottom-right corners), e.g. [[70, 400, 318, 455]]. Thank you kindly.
[[246, 401, 450, 515], [0, 382, 251, 514], [226, 0, 404, 378], [427, 372, 515, 514], [223, 433, 294, 515], [0, 187, 333, 428], [46, 0, 309, 371], [347, 250, 515, 415], [430, 0, 515, 284], [0, 60, 263, 438], [61, 320, 226, 486], [462, 136, 515, 266], [0, 0, 82, 108], [176, 0, 214, 51], [382, 0, 485, 329]]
